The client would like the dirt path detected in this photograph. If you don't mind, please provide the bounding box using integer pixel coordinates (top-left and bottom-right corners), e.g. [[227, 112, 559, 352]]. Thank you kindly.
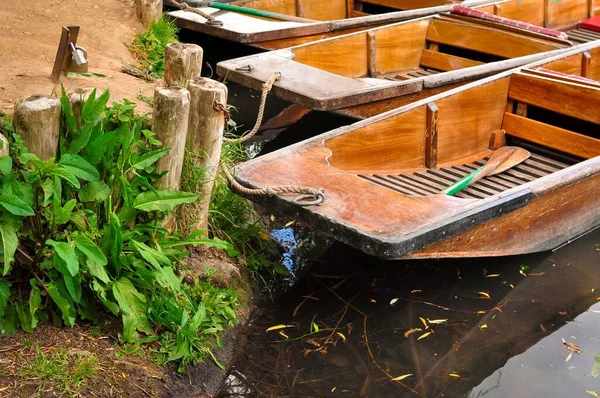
[[0, 0, 157, 114]]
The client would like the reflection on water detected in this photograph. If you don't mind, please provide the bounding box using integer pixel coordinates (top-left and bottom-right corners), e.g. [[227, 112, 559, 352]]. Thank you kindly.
[[216, 229, 600, 398]]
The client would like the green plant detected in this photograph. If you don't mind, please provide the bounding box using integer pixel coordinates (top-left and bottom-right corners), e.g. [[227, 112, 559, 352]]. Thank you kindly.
[[128, 16, 179, 78], [15, 345, 99, 396], [0, 88, 238, 369]]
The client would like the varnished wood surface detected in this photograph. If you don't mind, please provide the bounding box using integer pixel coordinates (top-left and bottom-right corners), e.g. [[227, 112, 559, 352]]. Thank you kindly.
[[420, 49, 484, 71], [547, 0, 588, 28]]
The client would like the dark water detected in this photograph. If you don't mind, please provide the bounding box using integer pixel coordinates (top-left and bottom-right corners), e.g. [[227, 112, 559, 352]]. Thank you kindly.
[[216, 230, 600, 398]]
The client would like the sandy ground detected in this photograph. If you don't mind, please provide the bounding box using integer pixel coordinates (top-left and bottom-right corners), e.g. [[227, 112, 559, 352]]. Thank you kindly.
[[0, 0, 157, 114]]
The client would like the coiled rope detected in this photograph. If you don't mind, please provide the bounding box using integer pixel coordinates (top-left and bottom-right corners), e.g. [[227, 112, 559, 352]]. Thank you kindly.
[[215, 71, 325, 206]]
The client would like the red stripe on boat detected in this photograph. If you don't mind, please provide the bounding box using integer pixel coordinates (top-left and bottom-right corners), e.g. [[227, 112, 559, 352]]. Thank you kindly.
[[451, 5, 569, 40], [536, 67, 600, 84]]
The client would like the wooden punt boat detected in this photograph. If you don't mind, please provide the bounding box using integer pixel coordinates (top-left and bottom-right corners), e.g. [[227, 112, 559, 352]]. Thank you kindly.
[[166, 0, 500, 50], [216, 8, 576, 120], [231, 42, 600, 260]]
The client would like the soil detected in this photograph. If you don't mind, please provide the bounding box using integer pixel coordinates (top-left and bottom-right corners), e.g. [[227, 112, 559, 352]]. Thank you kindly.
[[0, 0, 158, 115]]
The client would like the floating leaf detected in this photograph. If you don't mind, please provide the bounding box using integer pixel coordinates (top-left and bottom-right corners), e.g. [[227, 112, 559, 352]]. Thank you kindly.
[[478, 292, 491, 299], [486, 274, 500, 278], [585, 391, 598, 397], [266, 324, 294, 332], [390, 298, 399, 305], [519, 270, 527, 277], [369, 299, 377, 303], [410, 289, 422, 294], [279, 330, 289, 339], [476, 311, 486, 315], [427, 318, 448, 325], [480, 324, 488, 330], [336, 332, 346, 341], [284, 220, 295, 227], [419, 317, 428, 329], [404, 328, 422, 338], [565, 352, 573, 362], [417, 331, 432, 341], [510, 284, 515, 289], [562, 338, 583, 354], [391, 374, 412, 381], [591, 355, 600, 378], [449, 373, 461, 378], [520, 265, 530, 271]]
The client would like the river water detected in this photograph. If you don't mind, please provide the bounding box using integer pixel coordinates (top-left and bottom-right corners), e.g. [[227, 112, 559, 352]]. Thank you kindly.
[[177, 31, 600, 397]]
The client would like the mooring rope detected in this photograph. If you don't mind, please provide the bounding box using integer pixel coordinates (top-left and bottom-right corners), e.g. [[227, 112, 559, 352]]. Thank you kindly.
[[170, 0, 218, 23], [215, 71, 325, 206]]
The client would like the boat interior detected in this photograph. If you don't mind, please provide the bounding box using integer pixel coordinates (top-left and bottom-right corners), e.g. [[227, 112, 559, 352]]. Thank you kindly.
[[218, 10, 573, 109], [235, 44, 600, 257]]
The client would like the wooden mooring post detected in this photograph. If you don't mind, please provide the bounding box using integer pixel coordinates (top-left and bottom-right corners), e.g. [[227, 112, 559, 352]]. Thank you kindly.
[[135, 0, 163, 27], [164, 43, 203, 87], [186, 77, 228, 233], [13, 95, 61, 161]]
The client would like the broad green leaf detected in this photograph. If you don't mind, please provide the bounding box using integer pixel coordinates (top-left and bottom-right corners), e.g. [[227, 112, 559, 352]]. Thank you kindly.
[[190, 303, 206, 330], [79, 181, 111, 203], [0, 156, 12, 176], [47, 239, 79, 276], [61, 86, 77, 134], [109, 213, 123, 276], [50, 166, 80, 188], [82, 88, 110, 123], [131, 148, 169, 170], [76, 235, 107, 266], [0, 194, 34, 216], [59, 154, 99, 182], [112, 277, 152, 341], [0, 303, 18, 336], [0, 222, 18, 275], [18, 152, 44, 169], [0, 279, 10, 318], [152, 266, 181, 292], [53, 256, 82, 303], [41, 178, 54, 206], [131, 240, 171, 269], [133, 190, 198, 212], [46, 281, 76, 327], [29, 285, 42, 329], [86, 259, 111, 284], [54, 199, 77, 225], [15, 302, 33, 333], [86, 130, 115, 164], [68, 123, 92, 154], [91, 280, 119, 315]]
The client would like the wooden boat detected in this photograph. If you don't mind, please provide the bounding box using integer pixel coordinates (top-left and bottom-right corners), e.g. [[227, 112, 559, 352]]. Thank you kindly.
[[166, 0, 500, 50], [231, 42, 600, 260]]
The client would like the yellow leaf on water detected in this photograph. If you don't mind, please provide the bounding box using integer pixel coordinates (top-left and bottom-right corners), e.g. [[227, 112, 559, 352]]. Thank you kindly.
[[476, 311, 486, 315], [369, 298, 377, 303], [266, 324, 294, 332], [449, 373, 461, 378], [494, 307, 503, 313], [0, 387, 8, 392], [480, 324, 488, 330], [391, 374, 413, 382], [331, 387, 337, 393], [258, 231, 271, 241], [285, 220, 295, 227], [519, 270, 527, 277], [487, 274, 500, 278], [586, 390, 599, 397], [390, 298, 399, 305], [419, 317, 428, 329], [478, 292, 491, 299], [417, 331, 432, 341], [336, 332, 346, 341], [510, 284, 515, 289], [410, 289, 422, 294], [279, 330, 289, 339], [270, 215, 275, 222], [565, 352, 573, 362], [404, 328, 422, 338], [427, 318, 448, 325]]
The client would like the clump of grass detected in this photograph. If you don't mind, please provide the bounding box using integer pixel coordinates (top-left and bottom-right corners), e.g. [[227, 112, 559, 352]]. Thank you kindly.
[[128, 16, 179, 78], [15, 345, 99, 396]]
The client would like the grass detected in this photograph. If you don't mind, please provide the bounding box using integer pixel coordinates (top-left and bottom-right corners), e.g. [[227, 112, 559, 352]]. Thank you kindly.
[[15, 345, 99, 396], [127, 16, 179, 78]]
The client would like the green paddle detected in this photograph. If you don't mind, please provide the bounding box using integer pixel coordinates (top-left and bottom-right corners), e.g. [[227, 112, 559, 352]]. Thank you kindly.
[[442, 146, 531, 196]]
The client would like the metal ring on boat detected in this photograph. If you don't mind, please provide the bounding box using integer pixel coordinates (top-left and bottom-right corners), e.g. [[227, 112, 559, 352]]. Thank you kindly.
[[292, 189, 325, 206]]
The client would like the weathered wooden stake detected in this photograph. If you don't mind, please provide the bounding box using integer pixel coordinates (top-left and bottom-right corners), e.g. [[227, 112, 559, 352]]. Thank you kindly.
[[164, 43, 204, 87], [152, 87, 190, 190], [0, 134, 8, 157], [135, 0, 163, 27], [13, 95, 61, 161], [186, 77, 228, 232]]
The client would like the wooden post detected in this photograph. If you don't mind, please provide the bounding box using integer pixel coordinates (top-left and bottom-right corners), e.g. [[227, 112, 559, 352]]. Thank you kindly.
[[164, 43, 204, 87], [13, 95, 61, 161], [152, 87, 190, 190], [367, 31, 377, 78], [185, 77, 228, 232], [0, 134, 8, 157], [425, 102, 438, 169], [135, 0, 163, 28], [582, 51, 592, 78]]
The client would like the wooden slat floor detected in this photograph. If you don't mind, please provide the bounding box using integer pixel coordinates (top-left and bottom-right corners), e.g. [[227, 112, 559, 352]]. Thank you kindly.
[[358, 150, 576, 199], [567, 28, 600, 43]]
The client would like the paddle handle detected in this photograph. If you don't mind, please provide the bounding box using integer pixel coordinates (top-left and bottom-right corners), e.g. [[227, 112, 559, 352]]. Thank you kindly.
[[443, 166, 484, 196], [208, 2, 315, 23]]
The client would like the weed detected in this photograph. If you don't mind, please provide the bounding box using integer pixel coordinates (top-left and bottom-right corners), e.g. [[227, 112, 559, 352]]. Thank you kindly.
[[16, 345, 98, 396], [127, 16, 179, 78]]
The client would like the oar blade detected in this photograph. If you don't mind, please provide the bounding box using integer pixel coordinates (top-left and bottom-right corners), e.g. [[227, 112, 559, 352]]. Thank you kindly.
[[488, 147, 531, 176]]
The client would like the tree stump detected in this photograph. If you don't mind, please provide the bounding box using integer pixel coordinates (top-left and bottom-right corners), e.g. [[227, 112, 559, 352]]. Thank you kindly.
[[135, 0, 163, 27], [185, 77, 228, 233], [152, 87, 190, 190], [164, 43, 203, 87], [13, 95, 61, 161]]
